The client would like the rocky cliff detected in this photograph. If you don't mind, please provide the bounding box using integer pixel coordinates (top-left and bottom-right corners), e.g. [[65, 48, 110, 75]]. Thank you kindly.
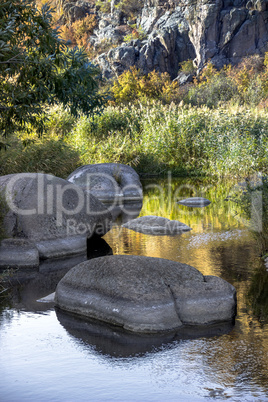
[[62, 0, 268, 79]]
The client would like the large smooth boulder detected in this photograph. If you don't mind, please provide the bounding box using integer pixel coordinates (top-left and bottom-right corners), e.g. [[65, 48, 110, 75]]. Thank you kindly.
[[0, 173, 112, 261], [55, 255, 237, 333], [122, 215, 192, 235], [67, 163, 143, 203]]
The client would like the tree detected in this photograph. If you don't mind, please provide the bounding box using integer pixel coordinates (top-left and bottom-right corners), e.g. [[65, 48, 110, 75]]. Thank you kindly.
[[0, 0, 105, 144]]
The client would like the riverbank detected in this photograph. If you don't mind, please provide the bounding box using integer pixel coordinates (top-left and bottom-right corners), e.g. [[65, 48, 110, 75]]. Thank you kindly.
[[1, 102, 268, 179]]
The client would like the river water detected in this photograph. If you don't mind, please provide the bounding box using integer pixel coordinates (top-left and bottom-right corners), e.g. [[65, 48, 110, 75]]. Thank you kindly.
[[0, 177, 268, 401]]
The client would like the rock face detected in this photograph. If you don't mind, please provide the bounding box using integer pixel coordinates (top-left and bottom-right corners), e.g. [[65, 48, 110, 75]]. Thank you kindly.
[[91, 0, 268, 78], [0, 173, 112, 261], [67, 163, 143, 203], [55, 255, 237, 333], [122, 215, 192, 235], [178, 197, 211, 207], [61, 0, 96, 24]]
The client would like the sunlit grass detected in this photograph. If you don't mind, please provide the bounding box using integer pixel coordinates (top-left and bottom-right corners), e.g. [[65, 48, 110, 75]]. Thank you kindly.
[[1, 102, 268, 178]]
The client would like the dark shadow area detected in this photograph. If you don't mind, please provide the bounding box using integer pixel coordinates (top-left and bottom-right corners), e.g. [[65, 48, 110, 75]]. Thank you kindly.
[[247, 260, 268, 323], [107, 201, 143, 224], [87, 235, 113, 259], [0, 238, 113, 313], [56, 308, 235, 359]]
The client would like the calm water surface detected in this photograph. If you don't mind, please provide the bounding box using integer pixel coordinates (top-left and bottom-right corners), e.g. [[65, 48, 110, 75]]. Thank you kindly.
[[0, 177, 268, 401]]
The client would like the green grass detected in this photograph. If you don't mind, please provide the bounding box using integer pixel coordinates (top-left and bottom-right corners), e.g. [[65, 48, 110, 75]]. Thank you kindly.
[[64, 102, 268, 178], [1, 102, 268, 179]]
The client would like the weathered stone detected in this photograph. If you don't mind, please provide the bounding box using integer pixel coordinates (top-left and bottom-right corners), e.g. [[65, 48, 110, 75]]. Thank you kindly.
[[37, 292, 56, 303], [0, 173, 112, 260], [178, 197, 211, 207], [68, 163, 143, 203], [122, 215, 192, 235], [35, 236, 87, 259], [55, 255, 237, 333], [174, 72, 194, 85], [0, 238, 39, 268], [92, 0, 268, 78]]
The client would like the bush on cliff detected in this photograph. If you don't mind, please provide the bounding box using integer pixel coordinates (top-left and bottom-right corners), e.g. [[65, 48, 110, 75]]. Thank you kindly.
[[112, 67, 180, 104], [0, 0, 105, 145]]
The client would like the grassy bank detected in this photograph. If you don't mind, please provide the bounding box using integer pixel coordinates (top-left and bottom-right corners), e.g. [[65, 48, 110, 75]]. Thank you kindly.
[[1, 102, 268, 178]]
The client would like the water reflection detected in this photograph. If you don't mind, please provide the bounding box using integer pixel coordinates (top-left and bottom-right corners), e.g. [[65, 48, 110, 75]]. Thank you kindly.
[[0, 237, 113, 313], [1, 177, 268, 401], [139, 177, 245, 231], [106, 201, 143, 223], [247, 260, 268, 322], [56, 308, 234, 359]]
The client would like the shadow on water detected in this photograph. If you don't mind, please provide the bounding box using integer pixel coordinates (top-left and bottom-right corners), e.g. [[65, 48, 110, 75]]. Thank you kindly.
[[1, 177, 268, 401], [55, 308, 235, 359], [0, 237, 113, 313]]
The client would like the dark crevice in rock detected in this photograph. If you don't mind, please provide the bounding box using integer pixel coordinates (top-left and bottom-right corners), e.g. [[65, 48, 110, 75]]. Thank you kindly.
[[164, 281, 182, 323]]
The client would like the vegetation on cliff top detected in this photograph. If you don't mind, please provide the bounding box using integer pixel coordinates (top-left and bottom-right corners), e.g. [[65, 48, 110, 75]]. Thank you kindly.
[[1, 102, 268, 179]]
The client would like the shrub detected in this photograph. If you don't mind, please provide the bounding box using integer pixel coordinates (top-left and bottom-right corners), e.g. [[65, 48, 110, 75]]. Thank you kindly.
[[43, 106, 76, 137], [179, 59, 196, 75], [124, 26, 147, 42], [185, 71, 237, 108], [112, 67, 180, 104], [0, 1, 105, 144], [182, 56, 268, 108], [226, 55, 265, 105], [95, 0, 111, 14], [115, 0, 143, 21], [72, 14, 97, 48], [59, 24, 75, 44], [0, 138, 80, 178]]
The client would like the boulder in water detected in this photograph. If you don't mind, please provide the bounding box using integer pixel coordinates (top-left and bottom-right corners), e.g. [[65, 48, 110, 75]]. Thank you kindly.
[[55, 255, 237, 333]]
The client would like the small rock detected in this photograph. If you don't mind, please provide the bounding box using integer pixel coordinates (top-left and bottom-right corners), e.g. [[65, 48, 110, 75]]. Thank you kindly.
[[37, 292, 55, 303], [178, 197, 211, 207], [122, 215, 192, 235]]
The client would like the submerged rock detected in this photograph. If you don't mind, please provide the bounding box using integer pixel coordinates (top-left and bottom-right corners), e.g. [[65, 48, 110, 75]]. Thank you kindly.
[[67, 163, 143, 203], [0, 173, 112, 262], [178, 197, 211, 207], [122, 215, 191, 235], [55, 255, 237, 333]]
